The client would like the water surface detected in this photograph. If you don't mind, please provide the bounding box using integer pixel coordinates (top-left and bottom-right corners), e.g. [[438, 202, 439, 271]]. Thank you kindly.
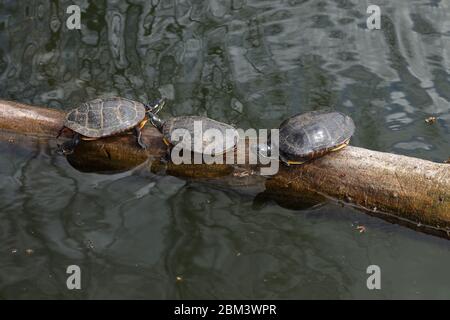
[[0, 0, 449, 299]]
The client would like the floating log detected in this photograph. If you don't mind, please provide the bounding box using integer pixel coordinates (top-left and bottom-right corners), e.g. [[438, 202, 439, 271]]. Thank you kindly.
[[0, 99, 449, 238]]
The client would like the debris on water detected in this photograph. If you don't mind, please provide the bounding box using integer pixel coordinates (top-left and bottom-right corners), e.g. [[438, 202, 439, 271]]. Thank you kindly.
[[356, 225, 366, 233], [84, 239, 94, 250], [233, 170, 250, 177], [231, 98, 244, 113], [25, 249, 34, 255], [425, 116, 436, 124], [444, 157, 450, 164]]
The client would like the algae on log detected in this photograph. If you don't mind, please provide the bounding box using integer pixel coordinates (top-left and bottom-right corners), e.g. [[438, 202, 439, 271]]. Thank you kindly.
[[0, 99, 449, 238]]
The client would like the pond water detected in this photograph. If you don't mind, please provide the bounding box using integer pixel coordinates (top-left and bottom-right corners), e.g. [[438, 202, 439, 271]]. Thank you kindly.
[[0, 0, 449, 299]]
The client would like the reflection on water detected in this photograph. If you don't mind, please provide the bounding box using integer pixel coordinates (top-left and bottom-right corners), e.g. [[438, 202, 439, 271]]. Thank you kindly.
[[0, 0, 449, 298]]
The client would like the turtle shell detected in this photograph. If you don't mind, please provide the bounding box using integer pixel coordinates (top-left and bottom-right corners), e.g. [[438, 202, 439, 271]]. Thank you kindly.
[[64, 97, 146, 138], [278, 111, 355, 161], [162, 116, 238, 154]]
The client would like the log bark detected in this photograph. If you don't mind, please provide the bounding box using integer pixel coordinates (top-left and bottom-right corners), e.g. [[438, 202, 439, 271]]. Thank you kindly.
[[0, 99, 449, 238]]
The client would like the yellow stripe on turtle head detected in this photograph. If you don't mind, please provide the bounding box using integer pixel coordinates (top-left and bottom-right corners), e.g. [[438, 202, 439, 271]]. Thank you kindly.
[[163, 137, 171, 146]]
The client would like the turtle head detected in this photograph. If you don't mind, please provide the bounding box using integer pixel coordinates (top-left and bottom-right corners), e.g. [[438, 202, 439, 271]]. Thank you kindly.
[[255, 143, 275, 159], [257, 143, 271, 155], [145, 98, 166, 115], [145, 98, 166, 131], [253, 131, 279, 160], [256, 130, 272, 158]]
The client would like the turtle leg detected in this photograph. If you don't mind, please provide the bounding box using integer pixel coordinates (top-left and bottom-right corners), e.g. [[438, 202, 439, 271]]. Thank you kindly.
[[56, 126, 65, 139], [161, 147, 171, 164], [278, 153, 290, 166], [59, 133, 81, 155], [134, 126, 147, 149]]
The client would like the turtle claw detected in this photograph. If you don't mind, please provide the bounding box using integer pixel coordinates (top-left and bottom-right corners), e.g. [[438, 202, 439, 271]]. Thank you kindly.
[[62, 148, 75, 156], [161, 152, 171, 164], [138, 141, 148, 150], [56, 144, 74, 156], [56, 145, 65, 155], [57, 133, 80, 156]]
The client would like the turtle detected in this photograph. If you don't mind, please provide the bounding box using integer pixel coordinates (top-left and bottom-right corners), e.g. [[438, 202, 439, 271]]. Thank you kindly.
[[258, 110, 355, 165], [148, 110, 238, 156], [56, 97, 165, 154]]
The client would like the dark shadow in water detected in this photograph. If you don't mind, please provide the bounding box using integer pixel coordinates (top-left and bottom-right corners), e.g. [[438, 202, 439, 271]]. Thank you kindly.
[[253, 190, 325, 211]]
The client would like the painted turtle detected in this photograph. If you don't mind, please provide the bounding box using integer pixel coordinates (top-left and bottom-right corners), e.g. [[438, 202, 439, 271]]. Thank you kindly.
[[259, 110, 355, 165], [57, 97, 165, 154], [148, 111, 238, 156]]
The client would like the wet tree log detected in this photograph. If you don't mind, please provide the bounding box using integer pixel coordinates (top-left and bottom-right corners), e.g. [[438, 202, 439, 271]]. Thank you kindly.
[[1, 99, 449, 238]]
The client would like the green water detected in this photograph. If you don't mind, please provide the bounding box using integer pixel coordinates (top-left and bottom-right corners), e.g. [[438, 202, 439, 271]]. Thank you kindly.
[[0, 0, 449, 299]]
